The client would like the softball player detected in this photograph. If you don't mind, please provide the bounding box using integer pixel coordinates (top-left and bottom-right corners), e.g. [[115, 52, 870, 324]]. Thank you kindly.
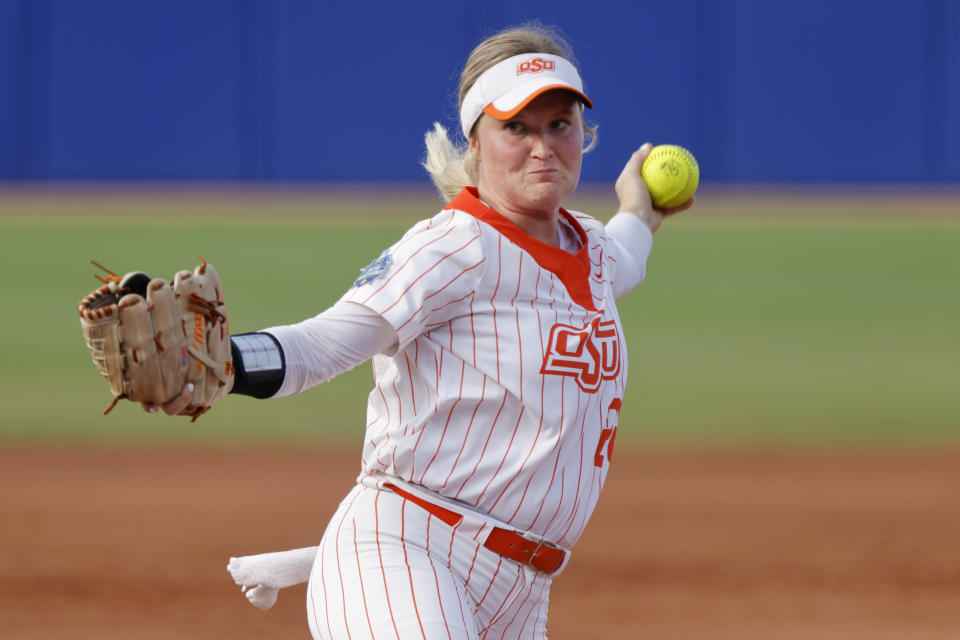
[[154, 23, 691, 640]]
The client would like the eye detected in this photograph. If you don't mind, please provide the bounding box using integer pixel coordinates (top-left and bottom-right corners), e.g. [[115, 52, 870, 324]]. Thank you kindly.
[[551, 119, 571, 130], [504, 121, 525, 133]]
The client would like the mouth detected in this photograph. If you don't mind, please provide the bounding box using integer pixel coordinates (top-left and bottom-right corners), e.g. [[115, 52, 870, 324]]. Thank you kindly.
[[529, 168, 558, 177]]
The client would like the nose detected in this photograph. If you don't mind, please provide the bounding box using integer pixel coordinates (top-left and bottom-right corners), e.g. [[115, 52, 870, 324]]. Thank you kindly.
[[529, 129, 553, 159]]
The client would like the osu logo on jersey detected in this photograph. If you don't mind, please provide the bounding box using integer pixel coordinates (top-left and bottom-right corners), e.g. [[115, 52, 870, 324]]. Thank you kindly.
[[517, 57, 555, 75], [540, 317, 621, 392]]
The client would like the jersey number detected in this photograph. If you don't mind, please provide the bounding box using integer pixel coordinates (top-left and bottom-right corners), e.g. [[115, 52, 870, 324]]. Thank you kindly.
[[594, 398, 622, 467]]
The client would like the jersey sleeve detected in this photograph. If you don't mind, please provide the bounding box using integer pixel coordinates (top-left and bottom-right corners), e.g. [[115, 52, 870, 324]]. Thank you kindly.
[[262, 301, 398, 397], [340, 213, 487, 349], [604, 212, 654, 298]]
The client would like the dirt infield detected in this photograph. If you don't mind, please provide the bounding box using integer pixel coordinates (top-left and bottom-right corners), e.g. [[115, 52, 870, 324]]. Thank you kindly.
[[3, 447, 959, 639], [2, 183, 958, 228]]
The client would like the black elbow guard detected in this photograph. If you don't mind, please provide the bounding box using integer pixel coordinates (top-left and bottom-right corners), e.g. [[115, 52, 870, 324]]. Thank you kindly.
[[229, 332, 286, 399]]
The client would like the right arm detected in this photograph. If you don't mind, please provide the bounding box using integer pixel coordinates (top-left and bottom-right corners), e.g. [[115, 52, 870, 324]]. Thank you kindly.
[[145, 302, 396, 413], [148, 213, 485, 414], [256, 301, 397, 397]]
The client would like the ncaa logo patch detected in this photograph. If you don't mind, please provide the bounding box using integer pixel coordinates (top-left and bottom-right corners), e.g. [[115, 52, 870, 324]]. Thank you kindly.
[[354, 250, 392, 287]]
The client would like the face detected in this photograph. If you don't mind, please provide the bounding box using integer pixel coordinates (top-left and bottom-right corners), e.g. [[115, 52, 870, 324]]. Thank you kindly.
[[471, 90, 584, 219]]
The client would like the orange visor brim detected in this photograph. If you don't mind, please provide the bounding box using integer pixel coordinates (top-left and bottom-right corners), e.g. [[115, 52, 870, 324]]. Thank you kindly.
[[482, 85, 593, 121]]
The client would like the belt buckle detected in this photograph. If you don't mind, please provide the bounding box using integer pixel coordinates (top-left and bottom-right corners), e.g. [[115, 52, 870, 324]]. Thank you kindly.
[[526, 538, 546, 567], [522, 533, 557, 570]]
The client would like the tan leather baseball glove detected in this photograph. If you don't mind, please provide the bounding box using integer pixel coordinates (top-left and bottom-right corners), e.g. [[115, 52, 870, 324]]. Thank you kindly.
[[78, 258, 234, 420]]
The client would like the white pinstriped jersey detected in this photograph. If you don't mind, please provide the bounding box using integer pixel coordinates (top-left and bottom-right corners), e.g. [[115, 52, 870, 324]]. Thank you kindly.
[[341, 187, 636, 549]]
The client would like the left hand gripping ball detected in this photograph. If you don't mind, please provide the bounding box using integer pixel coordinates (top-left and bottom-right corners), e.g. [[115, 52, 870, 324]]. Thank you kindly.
[[640, 144, 699, 209]]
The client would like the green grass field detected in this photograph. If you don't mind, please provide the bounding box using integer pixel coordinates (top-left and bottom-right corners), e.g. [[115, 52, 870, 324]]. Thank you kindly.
[[1, 189, 956, 448]]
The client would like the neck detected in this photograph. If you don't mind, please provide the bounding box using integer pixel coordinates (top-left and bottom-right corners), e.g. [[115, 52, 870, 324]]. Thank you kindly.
[[477, 190, 561, 247]]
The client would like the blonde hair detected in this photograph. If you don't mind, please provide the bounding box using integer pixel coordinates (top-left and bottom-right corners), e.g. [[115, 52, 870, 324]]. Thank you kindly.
[[422, 23, 598, 201]]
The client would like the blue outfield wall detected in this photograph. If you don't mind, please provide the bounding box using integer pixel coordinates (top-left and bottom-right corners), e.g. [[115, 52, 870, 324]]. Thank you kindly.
[[1, 0, 958, 183]]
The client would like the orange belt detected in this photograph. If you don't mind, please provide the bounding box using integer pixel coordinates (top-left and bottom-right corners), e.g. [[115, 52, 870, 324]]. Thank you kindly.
[[384, 483, 567, 575]]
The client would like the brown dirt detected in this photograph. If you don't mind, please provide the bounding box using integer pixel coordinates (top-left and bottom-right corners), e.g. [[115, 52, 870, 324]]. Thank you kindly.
[[3, 447, 959, 639], [2, 183, 958, 228]]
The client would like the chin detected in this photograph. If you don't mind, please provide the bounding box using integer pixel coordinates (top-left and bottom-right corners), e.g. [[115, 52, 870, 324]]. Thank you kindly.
[[523, 184, 572, 210]]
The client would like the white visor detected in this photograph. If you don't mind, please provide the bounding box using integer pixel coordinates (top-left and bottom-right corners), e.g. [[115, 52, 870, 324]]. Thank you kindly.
[[459, 53, 592, 138]]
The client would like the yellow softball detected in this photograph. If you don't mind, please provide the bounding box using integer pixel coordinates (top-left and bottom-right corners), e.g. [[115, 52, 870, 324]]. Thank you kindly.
[[640, 144, 699, 209]]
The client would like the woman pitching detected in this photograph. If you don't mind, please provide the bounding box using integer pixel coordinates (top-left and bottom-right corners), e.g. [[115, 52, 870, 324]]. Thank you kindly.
[[148, 22, 692, 640]]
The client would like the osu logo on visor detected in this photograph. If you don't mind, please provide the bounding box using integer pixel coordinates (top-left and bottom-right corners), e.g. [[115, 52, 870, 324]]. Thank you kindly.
[[517, 57, 555, 75], [540, 317, 621, 392]]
